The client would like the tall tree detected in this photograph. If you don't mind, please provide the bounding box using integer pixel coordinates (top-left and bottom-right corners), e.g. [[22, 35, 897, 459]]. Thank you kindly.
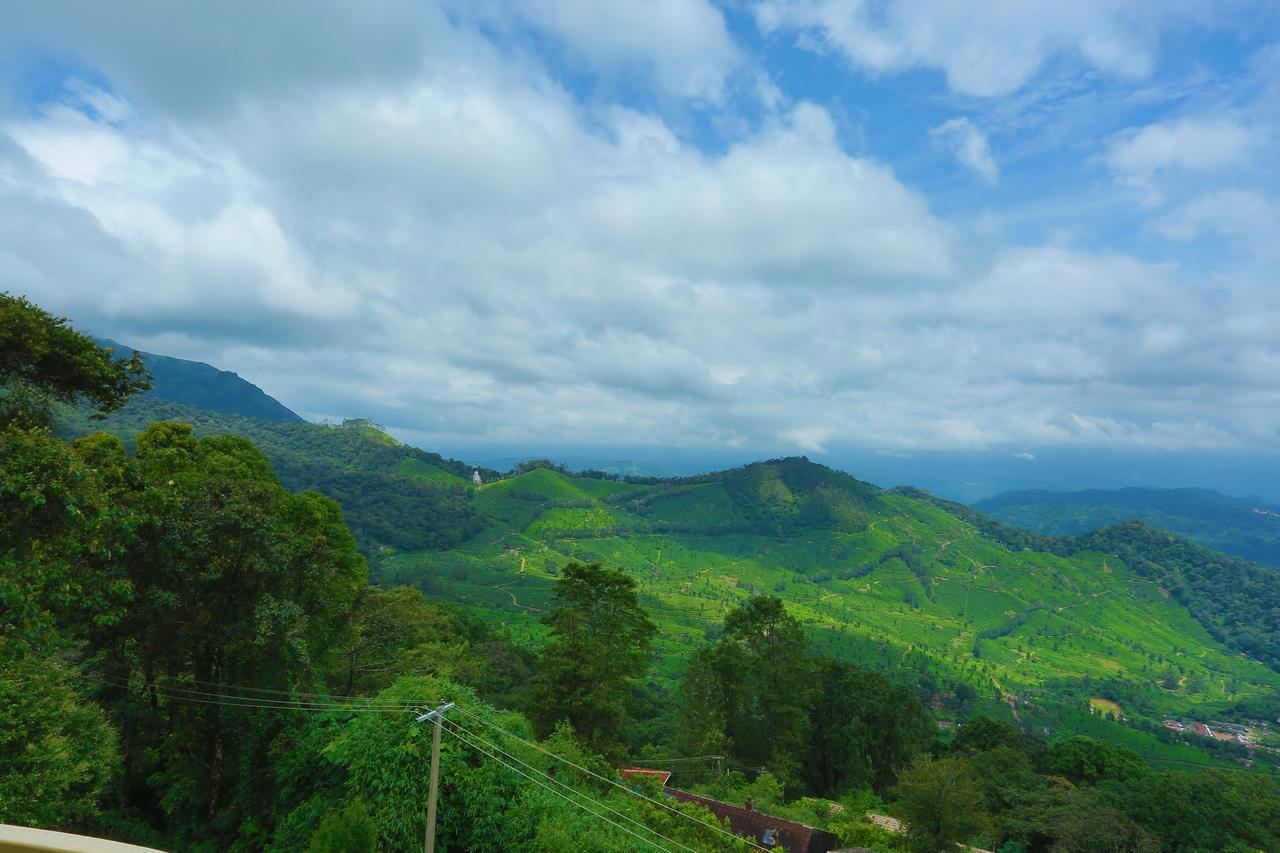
[[806, 658, 935, 795], [892, 755, 987, 853], [83, 423, 368, 841], [0, 293, 149, 427], [679, 596, 814, 787], [529, 562, 656, 753], [0, 298, 147, 828]]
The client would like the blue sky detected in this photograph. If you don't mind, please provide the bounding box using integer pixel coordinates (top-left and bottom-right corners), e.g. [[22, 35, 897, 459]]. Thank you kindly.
[[2, 1, 1279, 490]]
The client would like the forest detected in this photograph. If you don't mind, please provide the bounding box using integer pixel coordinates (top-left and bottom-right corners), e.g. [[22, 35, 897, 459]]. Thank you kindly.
[[5, 293, 1280, 852]]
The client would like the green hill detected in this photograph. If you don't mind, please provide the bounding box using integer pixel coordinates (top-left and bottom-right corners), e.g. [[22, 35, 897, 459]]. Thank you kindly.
[[57, 398, 498, 552], [974, 486, 1280, 567], [378, 458, 1280, 769], [99, 337, 304, 422], [56, 365, 1280, 770]]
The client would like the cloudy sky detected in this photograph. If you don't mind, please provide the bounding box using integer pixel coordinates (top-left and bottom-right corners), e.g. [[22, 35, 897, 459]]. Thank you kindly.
[[3, 1, 1279, 473]]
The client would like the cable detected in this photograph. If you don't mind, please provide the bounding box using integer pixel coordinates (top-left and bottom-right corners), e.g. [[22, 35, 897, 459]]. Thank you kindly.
[[440, 717, 700, 853], [86, 677, 689, 852], [448, 702, 766, 851], [80, 674, 427, 715], [82, 674, 411, 712], [82, 670, 434, 707], [76, 671, 760, 849], [440, 722, 680, 852]]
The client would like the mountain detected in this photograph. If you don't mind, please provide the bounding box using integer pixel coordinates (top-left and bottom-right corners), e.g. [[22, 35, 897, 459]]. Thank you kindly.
[[58, 348, 1280, 770], [973, 487, 1280, 567], [371, 457, 1280, 769], [99, 338, 304, 423], [58, 398, 499, 552]]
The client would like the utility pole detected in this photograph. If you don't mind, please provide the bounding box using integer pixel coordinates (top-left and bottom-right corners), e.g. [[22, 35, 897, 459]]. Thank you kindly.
[[417, 702, 455, 853]]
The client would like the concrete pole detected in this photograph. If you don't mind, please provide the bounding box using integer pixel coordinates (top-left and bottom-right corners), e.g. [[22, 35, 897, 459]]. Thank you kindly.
[[417, 702, 455, 853]]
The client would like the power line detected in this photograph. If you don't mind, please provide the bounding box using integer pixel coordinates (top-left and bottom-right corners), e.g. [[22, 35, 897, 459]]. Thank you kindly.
[[75, 671, 762, 849], [440, 722, 681, 853], [82, 670, 434, 707], [441, 717, 700, 853], [79, 673, 429, 715], [71, 674, 702, 849], [626, 755, 724, 765], [448, 702, 765, 851]]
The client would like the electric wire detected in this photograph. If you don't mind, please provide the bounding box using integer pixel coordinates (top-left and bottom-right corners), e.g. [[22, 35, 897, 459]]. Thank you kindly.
[[79, 673, 429, 715], [82, 670, 435, 707], [440, 717, 700, 853], [438, 721, 680, 853], [447, 702, 768, 851], [72, 670, 764, 850]]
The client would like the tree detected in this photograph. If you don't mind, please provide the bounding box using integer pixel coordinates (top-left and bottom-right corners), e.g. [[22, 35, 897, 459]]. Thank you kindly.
[[1052, 801, 1159, 853], [892, 755, 987, 852], [678, 596, 814, 787], [0, 655, 119, 828], [1050, 737, 1149, 787], [308, 800, 377, 853], [806, 658, 935, 795], [0, 293, 149, 427], [82, 423, 368, 842], [529, 562, 656, 753], [1111, 770, 1280, 852], [950, 714, 1048, 770], [950, 716, 1023, 755]]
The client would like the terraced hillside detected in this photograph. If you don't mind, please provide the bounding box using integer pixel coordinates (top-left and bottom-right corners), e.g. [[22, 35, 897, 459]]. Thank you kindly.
[[378, 458, 1280, 766]]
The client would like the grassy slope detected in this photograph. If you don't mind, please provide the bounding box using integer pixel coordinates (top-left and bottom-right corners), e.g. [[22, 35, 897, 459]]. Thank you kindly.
[[378, 459, 1280, 768]]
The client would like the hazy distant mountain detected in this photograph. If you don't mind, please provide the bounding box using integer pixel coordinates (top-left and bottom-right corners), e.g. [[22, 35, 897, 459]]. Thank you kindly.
[[973, 487, 1280, 567], [99, 338, 303, 423]]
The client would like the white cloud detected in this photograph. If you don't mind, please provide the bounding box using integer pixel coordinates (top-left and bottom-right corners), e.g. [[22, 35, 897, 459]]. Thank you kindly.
[[1155, 188, 1280, 258], [458, 0, 741, 102], [781, 426, 833, 453], [753, 0, 1210, 96], [2, 2, 1278, 458], [1106, 117, 1260, 191], [930, 117, 998, 183]]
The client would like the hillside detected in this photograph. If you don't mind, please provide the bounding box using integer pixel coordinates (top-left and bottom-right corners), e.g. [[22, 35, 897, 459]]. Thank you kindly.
[[56, 372, 1280, 768], [974, 487, 1280, 567], [57, 398, 499, 552], [377, 458, 1280, 768], [99, 337, 304, 422]]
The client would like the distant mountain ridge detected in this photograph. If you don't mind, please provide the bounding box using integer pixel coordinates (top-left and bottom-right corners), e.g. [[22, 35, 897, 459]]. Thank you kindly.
[[973, 486, 1280, 567], [99, 337, 303, 423]]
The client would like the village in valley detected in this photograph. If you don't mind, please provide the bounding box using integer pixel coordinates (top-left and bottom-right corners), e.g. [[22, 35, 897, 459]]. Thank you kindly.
[[1161, 716, 1280, 767]]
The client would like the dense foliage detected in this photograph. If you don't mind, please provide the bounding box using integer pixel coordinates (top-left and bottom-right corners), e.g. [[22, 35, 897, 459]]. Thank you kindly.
[[681, 597, 935, 798], [1069, 520, 1280, 670], [0, 293, 150, 427], [58, 398, 491, 552], [528, 561, 656, 752]]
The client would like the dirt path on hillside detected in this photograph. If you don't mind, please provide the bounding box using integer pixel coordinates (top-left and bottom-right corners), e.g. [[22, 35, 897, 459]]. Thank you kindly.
[[493, 580, 545, 613]]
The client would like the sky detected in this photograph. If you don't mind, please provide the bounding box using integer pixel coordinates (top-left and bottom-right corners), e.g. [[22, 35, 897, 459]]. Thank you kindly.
[[2, 2, 1280, 494]]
